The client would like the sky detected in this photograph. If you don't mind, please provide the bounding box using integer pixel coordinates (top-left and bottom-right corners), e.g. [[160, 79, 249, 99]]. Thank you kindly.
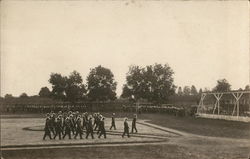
[[1, 0, 249, 97]]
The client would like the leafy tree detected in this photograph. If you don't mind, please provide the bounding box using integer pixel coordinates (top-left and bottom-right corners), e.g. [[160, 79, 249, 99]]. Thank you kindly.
[[245, 85, 250, 91], [204, 87, 210, 92], [4, 94, 13, 98], [121, 65, 145, 100], [213, 79, 231, 92], [190, 85, 198, 95], [198, 88, 203, 95], [49, 71, 87, 102], [121, 63, 176, 103], [20, 93, 28, 98], [65, 71, 87, 102], [39, 87, 51, 98], [49, 73, 67, 100], [183, 86, 191, 95], [177, 87, 183, 96], [87, 65, 117, 101]]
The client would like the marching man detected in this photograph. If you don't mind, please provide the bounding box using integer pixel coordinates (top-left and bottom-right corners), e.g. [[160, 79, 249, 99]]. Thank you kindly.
[[110, 113, 116, 130], [122, 117, 130, 138], [131, 114, 138, 133]]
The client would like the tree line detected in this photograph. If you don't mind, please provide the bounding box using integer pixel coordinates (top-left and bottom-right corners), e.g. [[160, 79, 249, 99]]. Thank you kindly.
[[4, 64, 250, 104]]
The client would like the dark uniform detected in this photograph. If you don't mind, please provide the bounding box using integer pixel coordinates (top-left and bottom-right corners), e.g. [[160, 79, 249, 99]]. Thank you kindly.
[[43, 117, 52, 140], [63, 118, 72, 139], [82, 113, 88, 130], [131, 115, 138, 133], [96, 115, 102, 134], [74, 117, 83, 139], [51, 113, 57, 135], [98, 118, 106, 138], [122, 118, 130, 138], [94, 114, 99, 131], [110, 113, 116, 130], [86, 118, 94, 139], [54, 117, 63, 139], [69, 115, 75, 135], [49, 115, 55, 135]]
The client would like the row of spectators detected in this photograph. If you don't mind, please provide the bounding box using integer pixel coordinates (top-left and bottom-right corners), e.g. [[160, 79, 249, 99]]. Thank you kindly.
[[2, 104, 197, 116]]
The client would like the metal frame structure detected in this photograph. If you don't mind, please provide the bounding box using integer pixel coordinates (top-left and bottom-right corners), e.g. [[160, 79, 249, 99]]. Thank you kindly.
[[197, 90, 250, 117]]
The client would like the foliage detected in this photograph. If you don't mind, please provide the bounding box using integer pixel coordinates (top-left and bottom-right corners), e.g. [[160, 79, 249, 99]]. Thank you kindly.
[[20, 93, 28, 98], [48, 71, 87, 102], [65, 71, 87, 102], [190, 85, 198, 95], [49, 73, 67, 100], [213, 79, 231, 92], [39, 87, 51, 98], [121, 63, 176, 103], [199, 88, 202, 95], [177, 87, 183, 96], [4, 94, 13, 98], [87, 65, 117, 101], [183, 86, 191, 95], [245, 85, 250, 91]]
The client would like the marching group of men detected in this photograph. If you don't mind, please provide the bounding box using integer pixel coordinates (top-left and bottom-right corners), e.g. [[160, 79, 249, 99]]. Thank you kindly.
[[43, 111, 138, 140]]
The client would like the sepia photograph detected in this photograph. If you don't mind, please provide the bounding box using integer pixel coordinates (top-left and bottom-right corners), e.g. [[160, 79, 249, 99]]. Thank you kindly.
[[0, 0, 249, 159]]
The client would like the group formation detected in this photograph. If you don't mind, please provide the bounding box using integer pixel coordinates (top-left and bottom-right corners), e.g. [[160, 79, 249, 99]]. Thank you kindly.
[[43, 111, 138, 140]]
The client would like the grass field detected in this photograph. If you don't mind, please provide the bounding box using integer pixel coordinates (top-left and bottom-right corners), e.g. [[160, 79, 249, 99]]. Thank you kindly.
[[3, 112, 249, 138], [140, 113, 250, 139], [1, 113, 250, 159]]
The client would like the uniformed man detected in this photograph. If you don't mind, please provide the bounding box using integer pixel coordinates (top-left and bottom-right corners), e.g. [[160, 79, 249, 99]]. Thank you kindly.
[[50, 113, 56, 135], [98, 117, 106, 139], [94, 113, 101, 131], [109, 113, 116, 130], [131, 114, 138, 133], [43, 117, 52, 140], [93, 113, 97, 130], [69, 114, 75, 135], [96, 114, 102, 134], [63, 117, 72, 139], [86, 116, 94, 139], [54, 116, 63, 140], [82, 112, 87, 130], [122, 117, 130, 138], [74, 115, 83, 139]]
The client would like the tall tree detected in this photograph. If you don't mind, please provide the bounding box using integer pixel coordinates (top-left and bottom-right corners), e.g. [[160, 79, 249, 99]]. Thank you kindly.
[[49, 73, 67, 100], [183, 86, 191, 95], [87, 65, 117, 101], [121, 63, 176, 103], [49, 71, 87, 102], [121, 65, 145, 100], [199, 88, 203, 95], [190, 85, 198, 95], [20, 93, 28, 98], [204, 87, 210, 92], [177, 87, 183, 96], [213, 79, 231, 92], [65, 71, 87, 102], [245, 85, 250, 91], [39, 87, 51, 98]]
